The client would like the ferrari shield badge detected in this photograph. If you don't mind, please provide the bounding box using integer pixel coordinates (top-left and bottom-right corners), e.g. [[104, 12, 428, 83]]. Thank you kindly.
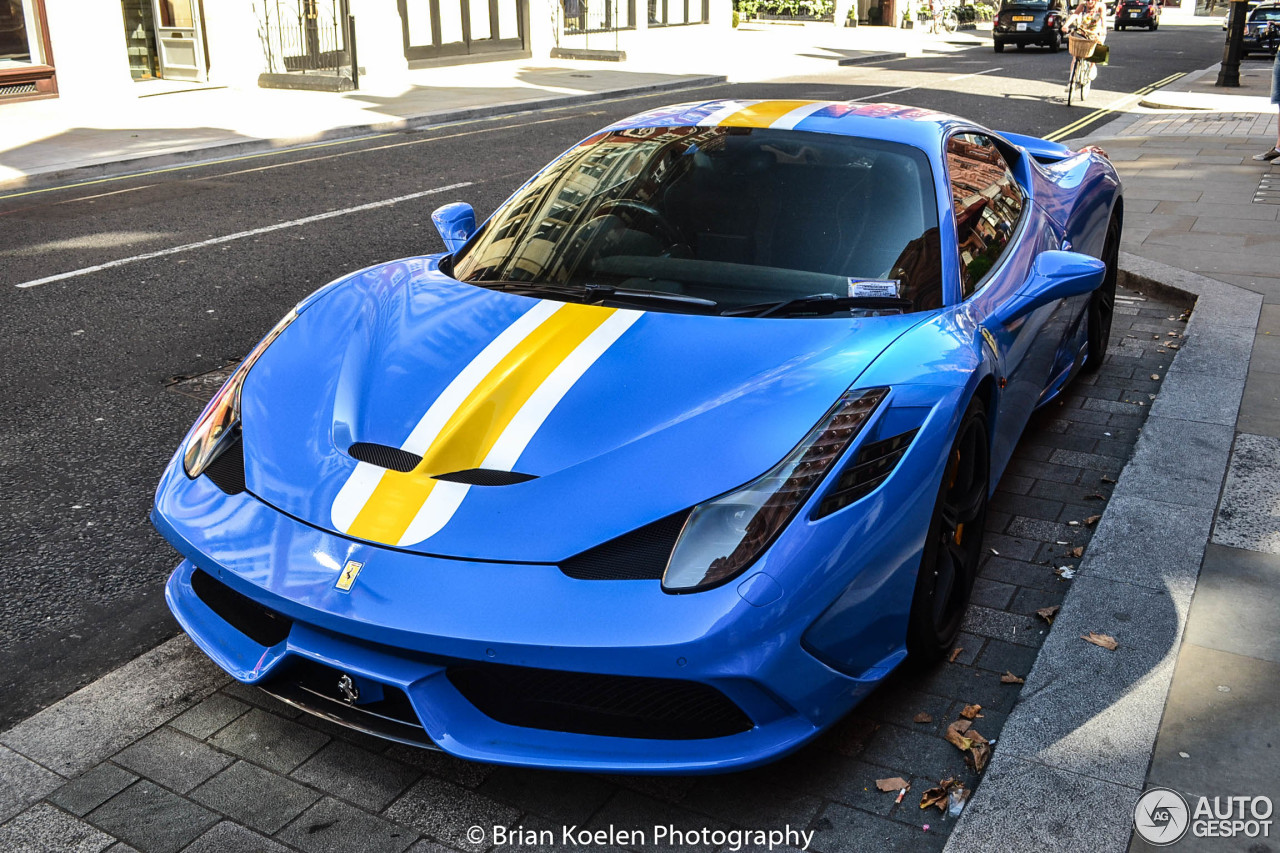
[[335, 560, 363, 592]]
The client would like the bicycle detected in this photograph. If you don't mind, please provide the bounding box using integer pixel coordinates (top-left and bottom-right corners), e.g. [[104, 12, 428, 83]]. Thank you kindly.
[[1065, 30, 1099, 105], [919, 4, 959, 34]]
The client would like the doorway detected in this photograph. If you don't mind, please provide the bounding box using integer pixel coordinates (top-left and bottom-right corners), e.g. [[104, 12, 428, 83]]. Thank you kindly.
[[119, 0, 208, 82], [398, 0, 527, 62]]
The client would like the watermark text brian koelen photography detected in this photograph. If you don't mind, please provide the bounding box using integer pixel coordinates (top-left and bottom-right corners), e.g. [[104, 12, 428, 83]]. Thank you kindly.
[[471, 824, 815, 850]]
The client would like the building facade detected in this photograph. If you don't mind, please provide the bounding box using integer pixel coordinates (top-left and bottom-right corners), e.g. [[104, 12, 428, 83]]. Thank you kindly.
[[0, 0, 727, 104]]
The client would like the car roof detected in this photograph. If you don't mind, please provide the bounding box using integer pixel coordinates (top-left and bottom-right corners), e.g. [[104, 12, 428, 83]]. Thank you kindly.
[[604, 99, 962, 150]]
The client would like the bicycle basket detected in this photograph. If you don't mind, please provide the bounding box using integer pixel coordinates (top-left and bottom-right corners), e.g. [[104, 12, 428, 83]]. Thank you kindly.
[[1069, 35, 1098, 58]]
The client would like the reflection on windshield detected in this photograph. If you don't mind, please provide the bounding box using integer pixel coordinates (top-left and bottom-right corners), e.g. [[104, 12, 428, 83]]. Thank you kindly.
[[449, 125, 942, 317]]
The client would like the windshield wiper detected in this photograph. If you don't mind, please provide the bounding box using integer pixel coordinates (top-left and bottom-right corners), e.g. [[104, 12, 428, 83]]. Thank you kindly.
[[723, 294, 914, 318], [479, 281, 718, 311]]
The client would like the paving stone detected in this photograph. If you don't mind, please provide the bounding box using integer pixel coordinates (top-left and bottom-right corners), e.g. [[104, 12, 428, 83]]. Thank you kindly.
[[0, 745, 63, 823], [990, 576, 1190, 789], [979, 533, 1041, 562], [277, 797, 416, 853], [1, 637, 228, 777], [190, 760, 320, 835], [1214, 432, 1280, 553], [385, 775, 520, 853], [1148, 370, 1245, 426], [1169, 321, 1255, 380], [1183, 543, 1280, 665], [87, 781, 219, 853], [476, 766, 614, 826], [1005, 516, 1074, 543], [180, 821, 292, 853], [683, 770, 824, 829], [978, 556, 1058, 591], [0, 802, 115, 853], [113, 727, 233, 794], [218, 681, 304, 719], [958, 606, 1042, 648], [1117, 416, 1234, 510], [1008, 585, 1067, 616], [208, 708, 329, 774], [46, 764, 136, 817], [857, 724, 972, 782], [382, 745, 492, 790], [291, 740, 420, 812], [1082, 494, 1212, 599], [810, 802, 944, 853], [586, 791, 730, 853], [945, 757, 1137, 853], [593, 772, 696, 805], [168, 693, 250, 740], [759, 751, 901, 816]]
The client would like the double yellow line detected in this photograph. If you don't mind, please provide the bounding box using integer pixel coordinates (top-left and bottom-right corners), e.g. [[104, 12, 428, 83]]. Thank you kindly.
[[1044, 71, 1186, 142]]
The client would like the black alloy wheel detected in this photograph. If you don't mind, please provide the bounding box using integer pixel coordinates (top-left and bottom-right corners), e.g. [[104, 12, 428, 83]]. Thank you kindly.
[[994, 38, 1006, 51], [1083, 214, 1120, 374], [906, 398, 989, 662]]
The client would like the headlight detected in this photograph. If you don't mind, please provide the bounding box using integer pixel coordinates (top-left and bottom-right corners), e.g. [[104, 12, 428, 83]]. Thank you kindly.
[[662, 388, 888, 593], [183, 309, 298, 479]]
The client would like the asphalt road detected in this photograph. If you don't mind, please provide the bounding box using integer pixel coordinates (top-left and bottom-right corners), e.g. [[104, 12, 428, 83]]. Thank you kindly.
[[0, 20, 1225, 729]]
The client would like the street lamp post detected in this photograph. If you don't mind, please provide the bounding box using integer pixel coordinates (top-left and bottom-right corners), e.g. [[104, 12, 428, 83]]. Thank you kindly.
[[1216, 0, 1248, 86]]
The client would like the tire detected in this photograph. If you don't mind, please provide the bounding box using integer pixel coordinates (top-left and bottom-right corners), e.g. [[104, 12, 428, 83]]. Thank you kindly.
[[1117, 23, 1125, 29], [905, 397, 989, 663], [994, 38, 1005, 52], [1083, 214, 1121, 374], [1049, 31, 1062, 51], [1017, 41, 1026, 49]]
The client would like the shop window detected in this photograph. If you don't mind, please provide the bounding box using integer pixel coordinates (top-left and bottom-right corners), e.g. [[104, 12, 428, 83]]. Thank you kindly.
[[0, 0, 46, 67]]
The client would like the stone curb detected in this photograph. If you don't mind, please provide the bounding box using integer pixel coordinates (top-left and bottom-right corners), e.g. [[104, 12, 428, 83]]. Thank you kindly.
[[944, 255, 1262, 853], [0, 74, 728, 194]]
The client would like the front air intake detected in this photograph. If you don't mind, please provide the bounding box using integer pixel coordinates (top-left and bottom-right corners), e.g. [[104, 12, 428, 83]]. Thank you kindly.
[[813, 428, 920, 519], [205, 434, 247, 495], [560, 511, 690, 580], [190, 568, 291, 647], [447, 663, 753, 740]]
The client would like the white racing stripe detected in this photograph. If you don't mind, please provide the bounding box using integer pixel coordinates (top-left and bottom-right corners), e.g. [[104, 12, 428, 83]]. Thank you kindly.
[[11, 181, 473, 290], [329, 300, 562, 533], [396, 308, 644, 546], [769, 102, 832, 130], [700, 100, 760, 126]]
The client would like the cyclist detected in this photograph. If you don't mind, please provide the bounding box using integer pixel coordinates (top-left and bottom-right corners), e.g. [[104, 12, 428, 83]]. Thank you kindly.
[[1065, 0, 1107, 89]]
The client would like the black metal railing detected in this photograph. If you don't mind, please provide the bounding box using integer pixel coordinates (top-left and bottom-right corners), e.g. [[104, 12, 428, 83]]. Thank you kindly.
[[563, 0, 634, 34], [260, 0, 354, 75]]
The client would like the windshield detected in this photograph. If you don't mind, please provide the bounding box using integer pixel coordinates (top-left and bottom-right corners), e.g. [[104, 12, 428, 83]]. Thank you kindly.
[[1250, 7, 1280, 20], [449, 125, 942, 317]]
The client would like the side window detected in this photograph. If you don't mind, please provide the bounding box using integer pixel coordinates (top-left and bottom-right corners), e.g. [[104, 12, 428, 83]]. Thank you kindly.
[[946, 133, 1025, 297]]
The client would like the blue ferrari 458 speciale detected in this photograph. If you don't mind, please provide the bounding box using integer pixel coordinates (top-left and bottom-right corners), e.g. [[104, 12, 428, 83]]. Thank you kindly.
[[153, 99, 1122, 774]]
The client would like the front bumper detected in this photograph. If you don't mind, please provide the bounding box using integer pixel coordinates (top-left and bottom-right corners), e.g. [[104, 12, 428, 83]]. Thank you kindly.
[[153, 474, 897, 774]]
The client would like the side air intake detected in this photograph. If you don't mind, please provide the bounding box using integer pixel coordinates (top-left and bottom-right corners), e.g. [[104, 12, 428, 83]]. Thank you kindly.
[[813, 428, 920, 519]]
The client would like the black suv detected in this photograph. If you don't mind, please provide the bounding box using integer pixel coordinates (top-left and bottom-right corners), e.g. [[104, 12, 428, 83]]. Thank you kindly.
[[1116, 0, 1160, 30], [993, 0, 1067, 51]]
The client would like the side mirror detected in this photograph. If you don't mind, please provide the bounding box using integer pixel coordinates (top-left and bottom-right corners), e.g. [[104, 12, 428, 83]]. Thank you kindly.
[[431, 202, 476, 254], [1000, 250, 1106, 324]]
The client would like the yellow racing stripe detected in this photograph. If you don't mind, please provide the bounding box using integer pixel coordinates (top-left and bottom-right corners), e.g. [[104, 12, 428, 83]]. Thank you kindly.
[[717, 100, 817, 128], [345, 302, 617, 545]]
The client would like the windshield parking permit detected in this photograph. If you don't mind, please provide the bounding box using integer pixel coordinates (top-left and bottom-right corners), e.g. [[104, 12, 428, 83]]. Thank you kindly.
[[848, 279, 902, 299]]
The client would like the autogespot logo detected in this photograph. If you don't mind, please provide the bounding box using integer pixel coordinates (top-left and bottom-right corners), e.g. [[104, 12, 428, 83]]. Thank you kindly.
[[1135, 788, 1190, 846]]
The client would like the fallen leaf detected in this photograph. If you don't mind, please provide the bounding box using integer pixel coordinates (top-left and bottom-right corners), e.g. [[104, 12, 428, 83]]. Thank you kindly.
[[913, 712, 933, 724], [966, 728, 988, 746], [1036, 605, 1061, 624], [876, 776, 910, 792], [1082, 631, 1118, 650], [960, 704, 982, 720], [967, 741, 992, 772], [944, 728, 973, 751], [1001, 671, 1025, 684], [1085, 493, 1106, 501], [920, 778, 959, 811], [948, 647, 963, 663], [1167, 342, 1180, 350], [1085, 515, 1101, 526], [1101, 475, 1116, 484], [1070, 546, 1085, 558]]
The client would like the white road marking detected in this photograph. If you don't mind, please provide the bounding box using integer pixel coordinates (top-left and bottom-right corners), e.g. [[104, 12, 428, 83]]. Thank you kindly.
[[12, 181, 473, 290], [850, 67, 1004, 102]]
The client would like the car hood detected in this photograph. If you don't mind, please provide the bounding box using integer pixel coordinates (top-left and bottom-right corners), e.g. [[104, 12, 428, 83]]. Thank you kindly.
[[238, 258, 926, 562]]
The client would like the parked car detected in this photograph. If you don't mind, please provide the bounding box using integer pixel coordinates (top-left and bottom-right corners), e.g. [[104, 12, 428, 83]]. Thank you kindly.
[[1243, 2, 1280, 54], [1116, 0, 1160, 28], [993, 0, 1067, 50], [153, 99, 1121, 773]]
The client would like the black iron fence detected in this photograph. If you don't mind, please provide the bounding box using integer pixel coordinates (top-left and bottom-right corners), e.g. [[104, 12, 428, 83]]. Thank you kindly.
[[260, 0, 353, 74]]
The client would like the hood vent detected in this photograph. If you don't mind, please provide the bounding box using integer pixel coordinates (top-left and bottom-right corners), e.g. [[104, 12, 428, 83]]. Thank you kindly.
[[560, 510, 690, 581], [433, 469, 538, 486], [349, 442, 423, 473]]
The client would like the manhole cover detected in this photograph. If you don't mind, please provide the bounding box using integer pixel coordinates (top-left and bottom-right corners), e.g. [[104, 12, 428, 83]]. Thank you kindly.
[[165, 360, 240, 403]]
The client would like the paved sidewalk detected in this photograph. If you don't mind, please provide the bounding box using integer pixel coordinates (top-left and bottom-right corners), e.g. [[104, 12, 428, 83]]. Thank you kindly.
[[0, 23, 981, 192], [949, 59, 1280, 853]]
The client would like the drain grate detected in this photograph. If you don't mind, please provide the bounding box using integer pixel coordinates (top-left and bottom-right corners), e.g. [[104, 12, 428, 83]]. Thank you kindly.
[[1255, 170, 1280, 205]]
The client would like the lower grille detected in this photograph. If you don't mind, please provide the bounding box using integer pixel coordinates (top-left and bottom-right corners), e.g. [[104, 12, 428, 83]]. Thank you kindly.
[[191, 568, 291, 647], [260, 658, 436, 749], [447, 663, 753, 740]]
